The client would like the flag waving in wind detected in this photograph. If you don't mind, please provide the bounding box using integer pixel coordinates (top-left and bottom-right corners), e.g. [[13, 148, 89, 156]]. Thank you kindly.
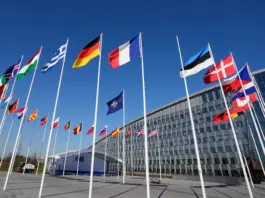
[[1, 93, 12, 108], [17, 48, 41, 79], [52, 117, 60, 128], [111, 128, 119, 137], [106, 91, 123, 115], [180, 45, 214, 78], [28, 109, 38, 122], [99, 125, 107, 136], [72, 36, 100, 68], [40, 114, 48, 126], [204, 54, 235, 84], [4, 58, 22, 79], [17, 107, 27, 119], [8, 99, 19, 114], [125, 127, 132, 139], [87, 125, 94, 134], [64, 121, 71, 131], [108, 35, 141, 68], [41, 43, 67, 73], [73, 123, 82, 135]]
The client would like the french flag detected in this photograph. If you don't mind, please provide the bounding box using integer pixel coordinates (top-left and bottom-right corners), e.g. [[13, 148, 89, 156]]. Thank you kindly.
[[108, 35, 141, 68], [222, 65, 251, 93]]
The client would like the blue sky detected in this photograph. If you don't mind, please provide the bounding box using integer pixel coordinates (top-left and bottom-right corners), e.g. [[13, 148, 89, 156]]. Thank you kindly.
[[0, 0, 264, 157]]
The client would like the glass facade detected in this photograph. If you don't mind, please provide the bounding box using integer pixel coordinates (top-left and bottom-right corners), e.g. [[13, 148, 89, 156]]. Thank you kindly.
[[92, 69, 265, 177]]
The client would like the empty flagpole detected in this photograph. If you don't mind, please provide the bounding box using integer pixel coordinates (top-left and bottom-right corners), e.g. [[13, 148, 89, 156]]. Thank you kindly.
[[63, 127, 71, 176], [52, 126, 59, 156], [88, 33, 103, 198], [243, 156, 254, 188], [103, 127, 108, 180], [156, 126, 162, 180], [130, 127, 133, 176], [23, 121, 37, 175], [0, 118, 14, 168], [249, 125, 265, 176], [176, 36, 206, 198], [36, 113, 49, 175], [39, 39, 68, 198], [139, 32, 151, 198], [122, 90, 126, 184], [209, 48, 252, 198], [0, 56, 23, 136], [117, 127, 120, 179], [4, 47, 42, 191], [252, 106, 265, 141], [76, 124, 83, 176]]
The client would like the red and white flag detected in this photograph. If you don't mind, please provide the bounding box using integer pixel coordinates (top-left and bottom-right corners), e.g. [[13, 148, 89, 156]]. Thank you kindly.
[[148, 130, 158, 137], [232, 93, 257, 107], [204, 54, 235, 84], [40, 114, 48, 126], [52, 117, 59, 128], [125, 127, 132, 139], [137, 128, 144, 137]]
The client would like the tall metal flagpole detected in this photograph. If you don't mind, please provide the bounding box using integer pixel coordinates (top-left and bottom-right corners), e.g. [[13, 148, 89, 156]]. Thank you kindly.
[[103, 127, 108, 180], [208, 49, 252, 197], [252, 106, 265, 141], [4, 48, 42, 191], [156, 126, 162, 180], [122, 90, 126, 184], [243, 156, 254, 188], [63, 127, 71, 176], [117, 127, 120, 179], [176, 36, 206, 198], [76, 124, 83, 176], [130, 127, 133, 176], [0, 56, 23, 136], [36, 113, 49, 175], [139, 32, 150, 198], [23, 121, 37, 174], [39, 39, 68, 198], [52, 126, 59, 156], [0, 118, 14, 168], [249, 125, 265, 176], [88, 33, 103, 198]]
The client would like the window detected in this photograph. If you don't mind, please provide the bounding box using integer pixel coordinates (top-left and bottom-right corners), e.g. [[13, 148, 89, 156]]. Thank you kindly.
[[203, 137, 208, 143], [213, 125, 219, 131], [230, 157, 237, 164], [214, 158, 220, 164], [209, 106, 215, 111], [218, 146, 223, 152], [215, 90, 221, 99], [200, 128, 205, 133], [216, 104, 222, 110], [208, 92, 214, 101], [207, 158, 212, 164], [222, 158, 228, 164], [202, 94, 208, 103], [220, 124, 226, 130], [206, 126, 212, 132], [210, 147, 216, 153], [206, 117, 211, 122]]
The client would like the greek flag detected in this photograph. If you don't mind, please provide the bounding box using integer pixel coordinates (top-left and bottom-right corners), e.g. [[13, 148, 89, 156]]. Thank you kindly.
[[41, 43, 67, 73]]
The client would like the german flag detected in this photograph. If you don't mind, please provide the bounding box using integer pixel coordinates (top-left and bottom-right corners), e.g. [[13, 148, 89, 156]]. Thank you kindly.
[[111, 127, 119, 137], [8, 99, 19, 114], [28, 109, 38, 122], [72, 36, 100, 68], [73, 123, 82, 135]]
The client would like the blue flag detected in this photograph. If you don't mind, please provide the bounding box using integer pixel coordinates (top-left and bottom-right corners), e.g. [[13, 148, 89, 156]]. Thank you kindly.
[[106, 91, 123, 115]]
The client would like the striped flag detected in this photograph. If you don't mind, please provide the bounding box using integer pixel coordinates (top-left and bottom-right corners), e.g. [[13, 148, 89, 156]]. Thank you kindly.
[[1, 93, 13, 108], [40, 115, 48, 126], [137, 128, 144, 137], [125, 127, 132, 139], [16, 107, 27, 119], [148, 130, 158, 137], [41, 43, 67, 73], [99, 125, 107, 136], [4, 58, 22, 79]]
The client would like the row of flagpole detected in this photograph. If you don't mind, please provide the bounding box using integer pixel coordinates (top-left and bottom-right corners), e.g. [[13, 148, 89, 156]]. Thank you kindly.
[[1, 31, 265, 198]]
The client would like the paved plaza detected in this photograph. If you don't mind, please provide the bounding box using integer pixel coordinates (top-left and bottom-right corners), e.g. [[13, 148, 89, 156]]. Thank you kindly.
[[0, 172, 265, 197]]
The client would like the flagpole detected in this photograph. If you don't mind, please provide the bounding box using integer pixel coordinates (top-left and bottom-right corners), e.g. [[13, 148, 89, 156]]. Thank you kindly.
[[243, 156, 254, 188], [235, 61, 265, 156], [0, 56, 23, 136], [156, 126, 162, 180], [117, 126, 120, 179], [39, 39, 69, 198], [130, 127, 133, 176], [63, 127, 71, 176], [176, 36, 206, 198], [36, 113, 49, 175], [139, 32, 151, 198], [10, 131, 22, 175], [77, 124, 83, 176], [122, 90, 126, 184], [0, 118, 14, 168], [249, 125, 265, 176], [208, 48, 252, 197], [4, 48, 41, 191], [23, 121, 37, 174], [252, 106, 265, 141], [103, 127, 108, 180], [52, 126, 59, 156], [88, 33, 103, 198]]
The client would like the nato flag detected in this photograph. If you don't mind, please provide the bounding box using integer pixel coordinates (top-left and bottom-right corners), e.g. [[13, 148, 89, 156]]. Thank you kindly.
[[106, 91, 123, 115]]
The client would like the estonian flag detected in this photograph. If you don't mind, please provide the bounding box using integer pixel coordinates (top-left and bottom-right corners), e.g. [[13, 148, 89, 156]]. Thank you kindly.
[[180, 46, 214, 78], [106, 91, 123, 115]]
